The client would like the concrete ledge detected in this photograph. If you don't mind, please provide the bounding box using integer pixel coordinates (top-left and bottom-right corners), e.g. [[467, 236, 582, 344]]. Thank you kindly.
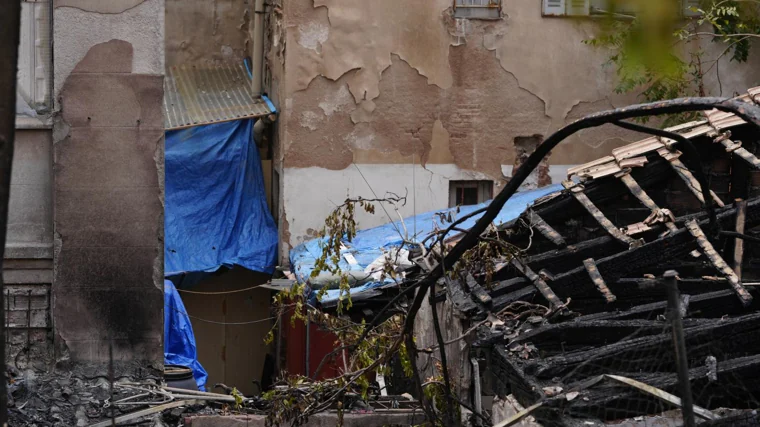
[[186, 411, 425, 427], [4, 243, 54, 260], [15, 116, 53, 130]]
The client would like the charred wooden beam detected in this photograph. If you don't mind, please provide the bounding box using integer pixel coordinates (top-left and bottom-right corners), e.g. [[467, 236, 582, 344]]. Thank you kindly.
[[734, 199, 748, 279], [542, 196, 760, 303], [658, 148, 726, 207], [527, 209, 566, 247], [583, 258, 616, 303], [510, 258, 563, 310], [529, 312, 760, 381], [685, 219, 752, 305], [556, 354, 760, 422], [619, 173, 678, 233], [563, 180, 643, 248], [713, 131, 760, 169]]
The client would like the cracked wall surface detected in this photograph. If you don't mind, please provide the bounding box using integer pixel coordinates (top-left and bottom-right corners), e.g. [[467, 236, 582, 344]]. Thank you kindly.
[[272, 0, 760, 254], [165, 0, 251, 67], [53, 2, 164, 370]]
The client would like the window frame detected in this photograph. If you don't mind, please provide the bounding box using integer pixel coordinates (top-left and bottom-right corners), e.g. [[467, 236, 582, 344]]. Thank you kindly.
[[448, 180, 494, 208], [453, 0, 502, 20]]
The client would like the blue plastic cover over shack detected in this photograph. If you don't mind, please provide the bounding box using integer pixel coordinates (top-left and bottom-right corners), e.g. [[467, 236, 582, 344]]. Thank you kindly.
[[165, 119, 278, 277], [164, 280, 208, 391], [290, 184, 563, 303]]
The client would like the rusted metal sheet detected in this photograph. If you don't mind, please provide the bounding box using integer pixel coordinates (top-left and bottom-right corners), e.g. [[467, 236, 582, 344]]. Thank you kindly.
[[527, 209, 566, 247], [562, 180, 642, 248], [657, 149, 726, 207], [583, 258, 616, 303], [685, 219, 752, 306], [510, 258, 563, 310], [164, 63, 275, 130], [619, 173, 678, 233]]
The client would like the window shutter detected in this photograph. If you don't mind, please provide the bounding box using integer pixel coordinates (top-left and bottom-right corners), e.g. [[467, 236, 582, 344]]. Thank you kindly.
[[543, 0, 566, 16], [567, 0, 590, 15], [683, 0, 702, 17], [17, 0, 50, 113]]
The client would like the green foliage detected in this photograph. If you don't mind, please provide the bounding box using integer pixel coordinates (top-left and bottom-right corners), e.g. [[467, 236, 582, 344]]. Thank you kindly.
[[586, 0, 760, 127], [451, 229, 519, 287]]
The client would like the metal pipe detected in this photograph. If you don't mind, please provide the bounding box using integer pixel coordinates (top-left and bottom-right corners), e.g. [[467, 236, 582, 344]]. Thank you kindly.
[[663, 270, 695, 427], [251, 0, 265, 96]]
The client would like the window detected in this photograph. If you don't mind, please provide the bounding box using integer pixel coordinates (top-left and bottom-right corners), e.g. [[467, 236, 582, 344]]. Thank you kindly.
[[542, 0, 700, 17], [17, 0, 52, 118], [449, 180, 493, 207], [454, 0, 502, 20]]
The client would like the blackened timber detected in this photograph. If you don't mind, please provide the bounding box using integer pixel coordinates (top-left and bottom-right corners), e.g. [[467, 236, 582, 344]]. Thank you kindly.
[[563, 180, 642, 248], [510, 258, 563, 310], [734, 199, 748, 279], [685, 219, 752, 305], [527, 210, 566, 247], [530, 312, 760, 381], [659, 149, 726, 207], [583, 258, 616, 303], [559, 354, 760, 422], [543, 196, 760, 302], [619, 173, 678, 233], [714, 133, 760, 169]]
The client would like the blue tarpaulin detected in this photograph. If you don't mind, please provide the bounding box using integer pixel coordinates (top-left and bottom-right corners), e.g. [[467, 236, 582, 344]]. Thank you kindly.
[[165, 119, 278, 278], [164, 280, 208, 391], [290, 184, 563, 303]]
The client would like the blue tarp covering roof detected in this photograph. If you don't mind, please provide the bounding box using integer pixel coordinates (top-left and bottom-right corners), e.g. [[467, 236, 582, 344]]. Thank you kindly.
[[164, 280, 208, 391], [164, 119, 278, 278], [290, 184, 563, 303]]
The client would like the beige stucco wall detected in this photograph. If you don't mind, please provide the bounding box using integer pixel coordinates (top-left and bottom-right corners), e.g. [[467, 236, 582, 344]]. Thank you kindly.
[[268, 1, 760, 258], [165, 0, 251, 67]]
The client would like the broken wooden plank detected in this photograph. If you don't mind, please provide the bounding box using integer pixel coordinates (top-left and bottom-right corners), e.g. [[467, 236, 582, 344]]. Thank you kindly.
[[527, 209, 566, 247], [562, 180, 642, 248], [734, 199, 747, 279], [685, 219, 752, 306], [583, 258, 616, 303], [510, 257, 563, 310], [619, 173, 678, 233], [658, 148, 725, 207]]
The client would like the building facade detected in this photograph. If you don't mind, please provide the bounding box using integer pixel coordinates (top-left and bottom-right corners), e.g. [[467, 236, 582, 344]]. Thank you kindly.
[[262, 0, 760, 264]]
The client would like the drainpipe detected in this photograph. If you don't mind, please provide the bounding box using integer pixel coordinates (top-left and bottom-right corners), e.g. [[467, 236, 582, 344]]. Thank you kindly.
[[251, 0, 265, 97]]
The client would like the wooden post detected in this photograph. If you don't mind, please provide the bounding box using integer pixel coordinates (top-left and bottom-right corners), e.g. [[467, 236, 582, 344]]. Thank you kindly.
[[734, 199, 748, 280], [0, 3, 23, 426]]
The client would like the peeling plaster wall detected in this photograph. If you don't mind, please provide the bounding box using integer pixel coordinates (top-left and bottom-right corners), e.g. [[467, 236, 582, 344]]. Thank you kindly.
[[272, 0, 760, 256], [53, 2, 164, 371], [53, 0, 164, 98], [165, 0, 251, 67]]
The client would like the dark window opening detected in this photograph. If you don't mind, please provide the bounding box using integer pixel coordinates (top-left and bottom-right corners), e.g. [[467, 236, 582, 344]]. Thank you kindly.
[[449, 180, 493, 207]]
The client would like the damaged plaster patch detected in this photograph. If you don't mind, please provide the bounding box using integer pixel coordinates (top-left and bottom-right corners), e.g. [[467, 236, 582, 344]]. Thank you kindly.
[[484, 1, 617, 119], [53, 0, 164, 98], [318, 84, 354, 116], [300, 111, 323, 130], [289, 0, 453, 104], [54, 0, 146, 14], [350, 100, 376, 124], [298, 22, 329, 51]]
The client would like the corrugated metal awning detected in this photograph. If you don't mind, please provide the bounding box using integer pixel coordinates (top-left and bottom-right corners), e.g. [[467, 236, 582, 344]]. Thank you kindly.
[[164, 63, 275, 130]]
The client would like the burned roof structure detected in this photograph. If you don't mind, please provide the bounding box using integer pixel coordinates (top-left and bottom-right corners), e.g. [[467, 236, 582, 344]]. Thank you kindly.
[[441, 87, 760, 426], [284, 87, 760, 426]]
